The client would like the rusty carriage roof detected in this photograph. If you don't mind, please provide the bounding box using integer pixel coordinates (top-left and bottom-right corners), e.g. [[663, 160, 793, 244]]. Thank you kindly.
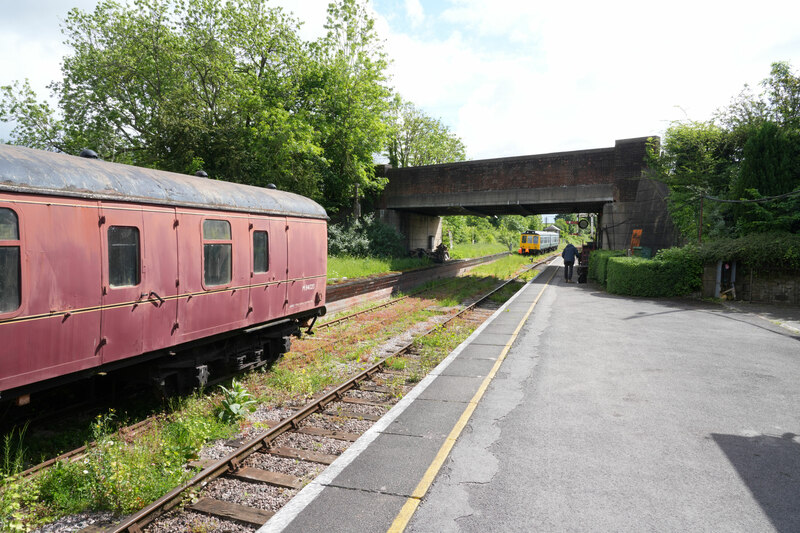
[[0, 144, 328, 220]]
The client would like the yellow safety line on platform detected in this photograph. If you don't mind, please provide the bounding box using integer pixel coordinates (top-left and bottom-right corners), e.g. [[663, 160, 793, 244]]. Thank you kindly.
[[387, 265, 558, 533]]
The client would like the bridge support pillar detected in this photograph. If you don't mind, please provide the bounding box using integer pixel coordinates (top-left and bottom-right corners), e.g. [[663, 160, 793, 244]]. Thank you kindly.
[[379, 209, 442, 251], [600, 178, 676, 252]]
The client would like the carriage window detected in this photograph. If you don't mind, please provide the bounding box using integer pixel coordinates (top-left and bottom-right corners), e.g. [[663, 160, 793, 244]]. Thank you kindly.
[[203, 219, 232, 286], [108, 226, 140, 287], [253, 231, 269, 273], [0, 208, 21, 313]]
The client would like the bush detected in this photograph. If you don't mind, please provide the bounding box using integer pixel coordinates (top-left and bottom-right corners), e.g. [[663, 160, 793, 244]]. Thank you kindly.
[[588, 250, 625, 287], [606, 255, 702, 297], [694, 232, 800, 271], [328, 214, 405, 258]]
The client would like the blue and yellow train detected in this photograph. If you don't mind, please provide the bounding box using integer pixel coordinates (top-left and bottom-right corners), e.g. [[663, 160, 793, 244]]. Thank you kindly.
[[519, 230, 560, 255]]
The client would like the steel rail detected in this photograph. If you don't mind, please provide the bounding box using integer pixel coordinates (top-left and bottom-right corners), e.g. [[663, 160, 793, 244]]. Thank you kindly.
[[107, 257, 552, 532]]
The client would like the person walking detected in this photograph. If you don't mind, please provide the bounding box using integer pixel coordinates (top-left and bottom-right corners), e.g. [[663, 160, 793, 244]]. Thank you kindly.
[[562, 242, 579, 283]]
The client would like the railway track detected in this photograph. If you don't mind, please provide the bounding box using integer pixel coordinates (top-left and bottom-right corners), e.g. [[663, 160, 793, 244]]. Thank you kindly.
[[14, 277, 479, 488], [10, 255, 554, 532], [94, 260, 548, 533]]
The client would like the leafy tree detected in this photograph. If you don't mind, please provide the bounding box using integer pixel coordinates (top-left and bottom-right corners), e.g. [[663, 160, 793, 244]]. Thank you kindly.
[[0, 81, 64, 150], [442, 215, 541, 249], [387, 99, 466, 167], [1, 0, 325, 198], [553, 218, 569, 235], [649, 62, 800, 240], [719, 61, 800, 132], [310, 0, 392, 215], [731, 121, 800, 233], [443, 216, 493, 245], [327, 214, 404, 257], [646, 122, 737, 241]]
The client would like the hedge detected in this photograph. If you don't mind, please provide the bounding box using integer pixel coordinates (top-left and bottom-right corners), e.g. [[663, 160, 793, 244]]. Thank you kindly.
[[693, 232, 800, 271], [605, 255, 702, 297], [588, 250, 625, 287]]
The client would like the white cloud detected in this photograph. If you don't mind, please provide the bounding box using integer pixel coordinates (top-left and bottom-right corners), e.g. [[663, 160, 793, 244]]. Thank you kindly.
[[379, 0, 800, 159], [404, 0, 425, 26], [3, 0, 800, 162]]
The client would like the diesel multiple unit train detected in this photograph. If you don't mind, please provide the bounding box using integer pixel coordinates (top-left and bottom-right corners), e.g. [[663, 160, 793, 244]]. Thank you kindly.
[[518, 230, 560, 255], [0, 144, 328, 408]]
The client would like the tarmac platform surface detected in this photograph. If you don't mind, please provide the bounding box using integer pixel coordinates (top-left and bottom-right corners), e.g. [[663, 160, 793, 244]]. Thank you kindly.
[[259, 259, 800, 533]]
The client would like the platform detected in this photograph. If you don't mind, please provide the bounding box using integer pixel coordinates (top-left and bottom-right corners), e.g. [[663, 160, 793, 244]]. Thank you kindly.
[[258, 263, 560, 533], [260, 259, 800, 533]]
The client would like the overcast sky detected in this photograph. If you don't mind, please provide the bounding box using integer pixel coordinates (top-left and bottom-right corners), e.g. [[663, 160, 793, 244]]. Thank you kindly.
[[2, 0, 800, 160]]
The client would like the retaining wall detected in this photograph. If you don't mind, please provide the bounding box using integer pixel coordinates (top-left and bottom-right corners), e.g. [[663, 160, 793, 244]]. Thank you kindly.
[[703, 263, 800, 304]]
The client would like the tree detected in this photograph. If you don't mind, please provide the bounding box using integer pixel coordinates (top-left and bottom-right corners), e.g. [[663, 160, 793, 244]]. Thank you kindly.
[[650, 62, 800, 240], [495, 215, 542, 251], [310, 0, 392, 215], [646, 122, 736, 241], [0, 81, 64, 150], [387, 99, 466, 167], [1, 0, 325, 197], [731, 121, 800, 233]]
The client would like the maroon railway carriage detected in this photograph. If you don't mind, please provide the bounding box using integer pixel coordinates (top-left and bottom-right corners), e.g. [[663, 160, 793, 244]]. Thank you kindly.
[[0, 144, 327, 406]]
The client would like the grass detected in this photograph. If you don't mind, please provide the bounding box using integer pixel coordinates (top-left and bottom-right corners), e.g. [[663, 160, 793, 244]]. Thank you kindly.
[[1, 401, 235, 529], [328, 241, 510, 283], [448, 242, 508, 259], [327, 255, 431, 283], [469, 252, 538, 279], [410, 319, 477, 374]]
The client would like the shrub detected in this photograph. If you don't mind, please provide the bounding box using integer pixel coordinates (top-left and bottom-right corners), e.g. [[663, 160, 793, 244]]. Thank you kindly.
[[328, 214, 405, 258], [588, 250, 625, 286], [694, 232, 800, 271], [606, 255, 702, 297]]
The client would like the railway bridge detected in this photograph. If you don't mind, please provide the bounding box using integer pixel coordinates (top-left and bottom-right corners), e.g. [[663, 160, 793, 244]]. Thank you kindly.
[[377, 137, 676, 253]]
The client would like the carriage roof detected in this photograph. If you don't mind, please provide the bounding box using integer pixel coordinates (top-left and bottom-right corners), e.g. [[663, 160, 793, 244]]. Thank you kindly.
[[0, 144, 328, 220]]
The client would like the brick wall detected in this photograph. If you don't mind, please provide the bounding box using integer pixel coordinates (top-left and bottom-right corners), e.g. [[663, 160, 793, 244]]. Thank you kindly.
[[381, 148, 617, 200], [380, 137, 653, 202]]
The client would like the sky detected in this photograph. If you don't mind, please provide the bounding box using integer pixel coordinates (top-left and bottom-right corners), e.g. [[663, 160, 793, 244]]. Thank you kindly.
[[1, 0, 800, 161]]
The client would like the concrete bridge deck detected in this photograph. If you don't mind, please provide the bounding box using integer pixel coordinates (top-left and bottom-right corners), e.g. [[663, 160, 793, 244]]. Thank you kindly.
[[259, 260, 800, 533]]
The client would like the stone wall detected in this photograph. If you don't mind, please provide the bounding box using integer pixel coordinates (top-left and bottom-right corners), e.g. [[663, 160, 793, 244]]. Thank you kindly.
[[703, 263, 800, 304], [737, 267, 800, 304]]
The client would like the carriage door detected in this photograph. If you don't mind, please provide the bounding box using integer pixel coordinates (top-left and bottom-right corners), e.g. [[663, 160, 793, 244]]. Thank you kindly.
[[248, 217, 281, 324], [99, 204, 145, 363], [141, 206, 179, 353]]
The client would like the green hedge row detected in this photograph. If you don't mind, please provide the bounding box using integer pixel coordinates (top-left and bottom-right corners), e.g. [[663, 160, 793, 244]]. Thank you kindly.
[[692, 232, 800, 271], [588, 250, 625, 287], [605, 254, 702, 297], [586, 233, 798, 298]]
